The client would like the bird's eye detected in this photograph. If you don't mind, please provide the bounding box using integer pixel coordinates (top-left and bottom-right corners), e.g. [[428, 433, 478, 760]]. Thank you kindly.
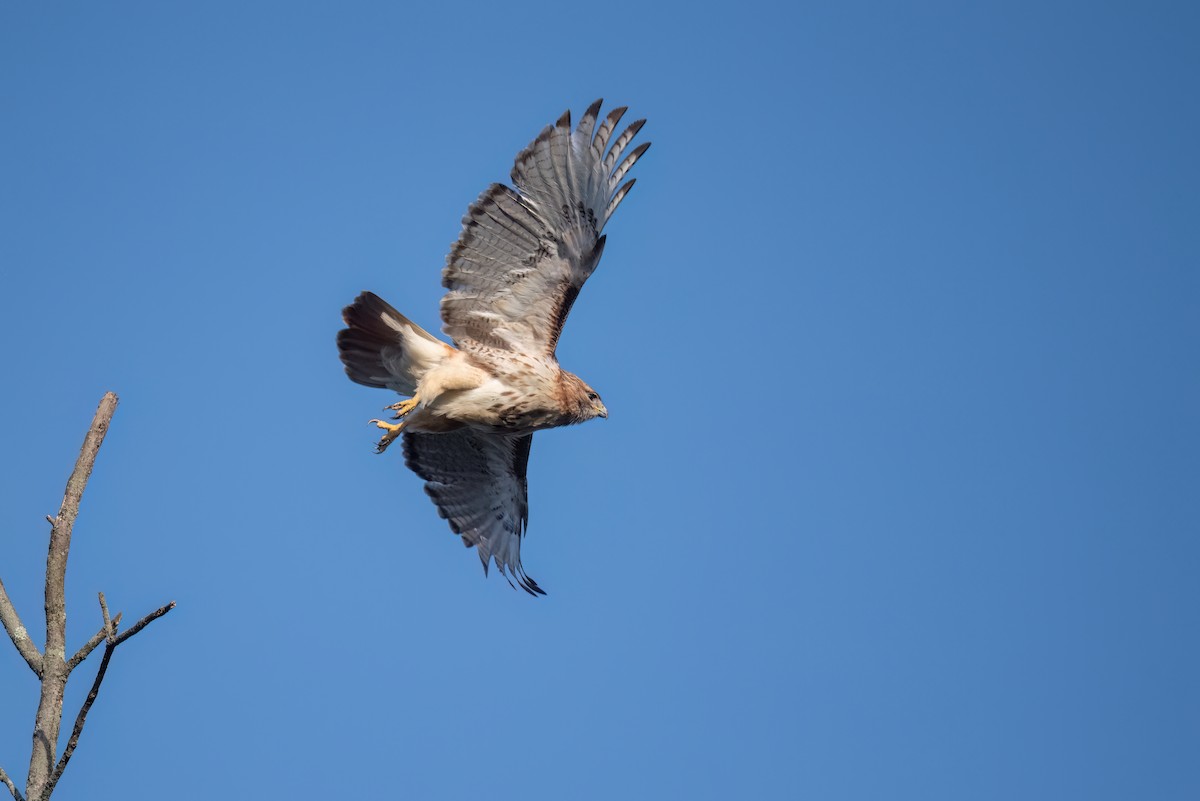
[[587, 392, 599, 401]]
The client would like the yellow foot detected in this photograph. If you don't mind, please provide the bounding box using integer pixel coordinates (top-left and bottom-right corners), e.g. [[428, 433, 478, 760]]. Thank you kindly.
[[385, 395, 421, 420], [368, 418, 405, 454]]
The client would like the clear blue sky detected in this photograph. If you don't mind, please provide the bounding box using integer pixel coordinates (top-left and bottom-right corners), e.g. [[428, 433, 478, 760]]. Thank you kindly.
[[1, 3, 1197, 799]]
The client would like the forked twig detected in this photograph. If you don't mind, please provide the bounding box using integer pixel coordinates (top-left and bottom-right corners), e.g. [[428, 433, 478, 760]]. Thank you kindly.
[[42, 602, 175, 799]]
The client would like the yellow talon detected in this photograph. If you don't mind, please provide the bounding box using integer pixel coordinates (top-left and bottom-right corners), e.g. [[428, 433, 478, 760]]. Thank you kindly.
[[368, 418, 405, 454], [385, 395, 421, 420]]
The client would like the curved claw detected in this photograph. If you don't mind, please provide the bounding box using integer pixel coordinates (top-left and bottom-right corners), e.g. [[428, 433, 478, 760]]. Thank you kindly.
[[368, 418, 405, 454], [385, 396, 421, 420]]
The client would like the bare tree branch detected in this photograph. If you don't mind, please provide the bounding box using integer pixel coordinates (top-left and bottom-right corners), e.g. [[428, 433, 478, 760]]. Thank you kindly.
[[42, 645, 112, 801], [25, 393, 117, 801], [0, 765, 23, 801], [3, 393, 174, 801], [42, 602, 174, 800], [64, 612, 121, 673], [97, 593, 113, 642], [114, 602, 174, 646], [45, 393, 118, 654], [0, 578, 41, 677]]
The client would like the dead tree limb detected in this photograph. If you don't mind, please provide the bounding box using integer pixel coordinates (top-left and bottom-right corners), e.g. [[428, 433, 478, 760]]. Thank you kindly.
[[42, 601, 175, 800], [0, 577, 41, 677], [0, 393, 175, 801], [0, 766, 23, 801]]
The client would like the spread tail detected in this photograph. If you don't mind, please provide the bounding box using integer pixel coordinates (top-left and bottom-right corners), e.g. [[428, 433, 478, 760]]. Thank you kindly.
[[337, 291, 447, 396]]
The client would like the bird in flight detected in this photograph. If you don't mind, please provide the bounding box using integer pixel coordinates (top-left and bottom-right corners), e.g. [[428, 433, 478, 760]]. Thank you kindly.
[[337, 100, 649, 595]]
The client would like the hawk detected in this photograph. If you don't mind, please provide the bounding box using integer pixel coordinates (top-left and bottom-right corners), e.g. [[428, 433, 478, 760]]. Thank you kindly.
[[337, 100, 649, 595]]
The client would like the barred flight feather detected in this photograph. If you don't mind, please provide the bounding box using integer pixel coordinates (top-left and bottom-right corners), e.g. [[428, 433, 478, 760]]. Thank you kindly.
[[443, 99, 649, 356]]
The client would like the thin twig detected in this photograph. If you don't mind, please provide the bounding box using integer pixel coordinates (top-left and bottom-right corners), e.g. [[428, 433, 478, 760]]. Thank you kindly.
[[42, 601, 174, 800], [0, 765, 23, 801], [97, 593, 113, 643], [0, 577, 41, 677], [65, 613, 121, 673], [64, 628, 106, 673], [114, 602, 175, 646]]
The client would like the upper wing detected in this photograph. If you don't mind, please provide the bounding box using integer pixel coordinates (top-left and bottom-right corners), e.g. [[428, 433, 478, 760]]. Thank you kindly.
[[440, 99, 650, 355], [401, 428, 544, 595]]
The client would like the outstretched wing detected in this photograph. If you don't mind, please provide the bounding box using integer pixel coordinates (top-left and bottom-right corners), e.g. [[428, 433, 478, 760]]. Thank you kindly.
[[440, 99, 649, 355], [401, 429, 544, 595]]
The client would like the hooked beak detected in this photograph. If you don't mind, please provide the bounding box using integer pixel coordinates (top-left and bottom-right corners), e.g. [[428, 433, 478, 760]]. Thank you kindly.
[[593, 402, 608, 419]]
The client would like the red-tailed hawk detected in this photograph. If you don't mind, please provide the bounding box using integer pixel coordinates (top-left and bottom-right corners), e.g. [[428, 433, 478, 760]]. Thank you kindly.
[[337, 100, 649, 595]]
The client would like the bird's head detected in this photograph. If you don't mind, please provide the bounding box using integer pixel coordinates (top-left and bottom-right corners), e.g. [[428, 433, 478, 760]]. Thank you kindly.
[[560, 372, 607, 423]]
